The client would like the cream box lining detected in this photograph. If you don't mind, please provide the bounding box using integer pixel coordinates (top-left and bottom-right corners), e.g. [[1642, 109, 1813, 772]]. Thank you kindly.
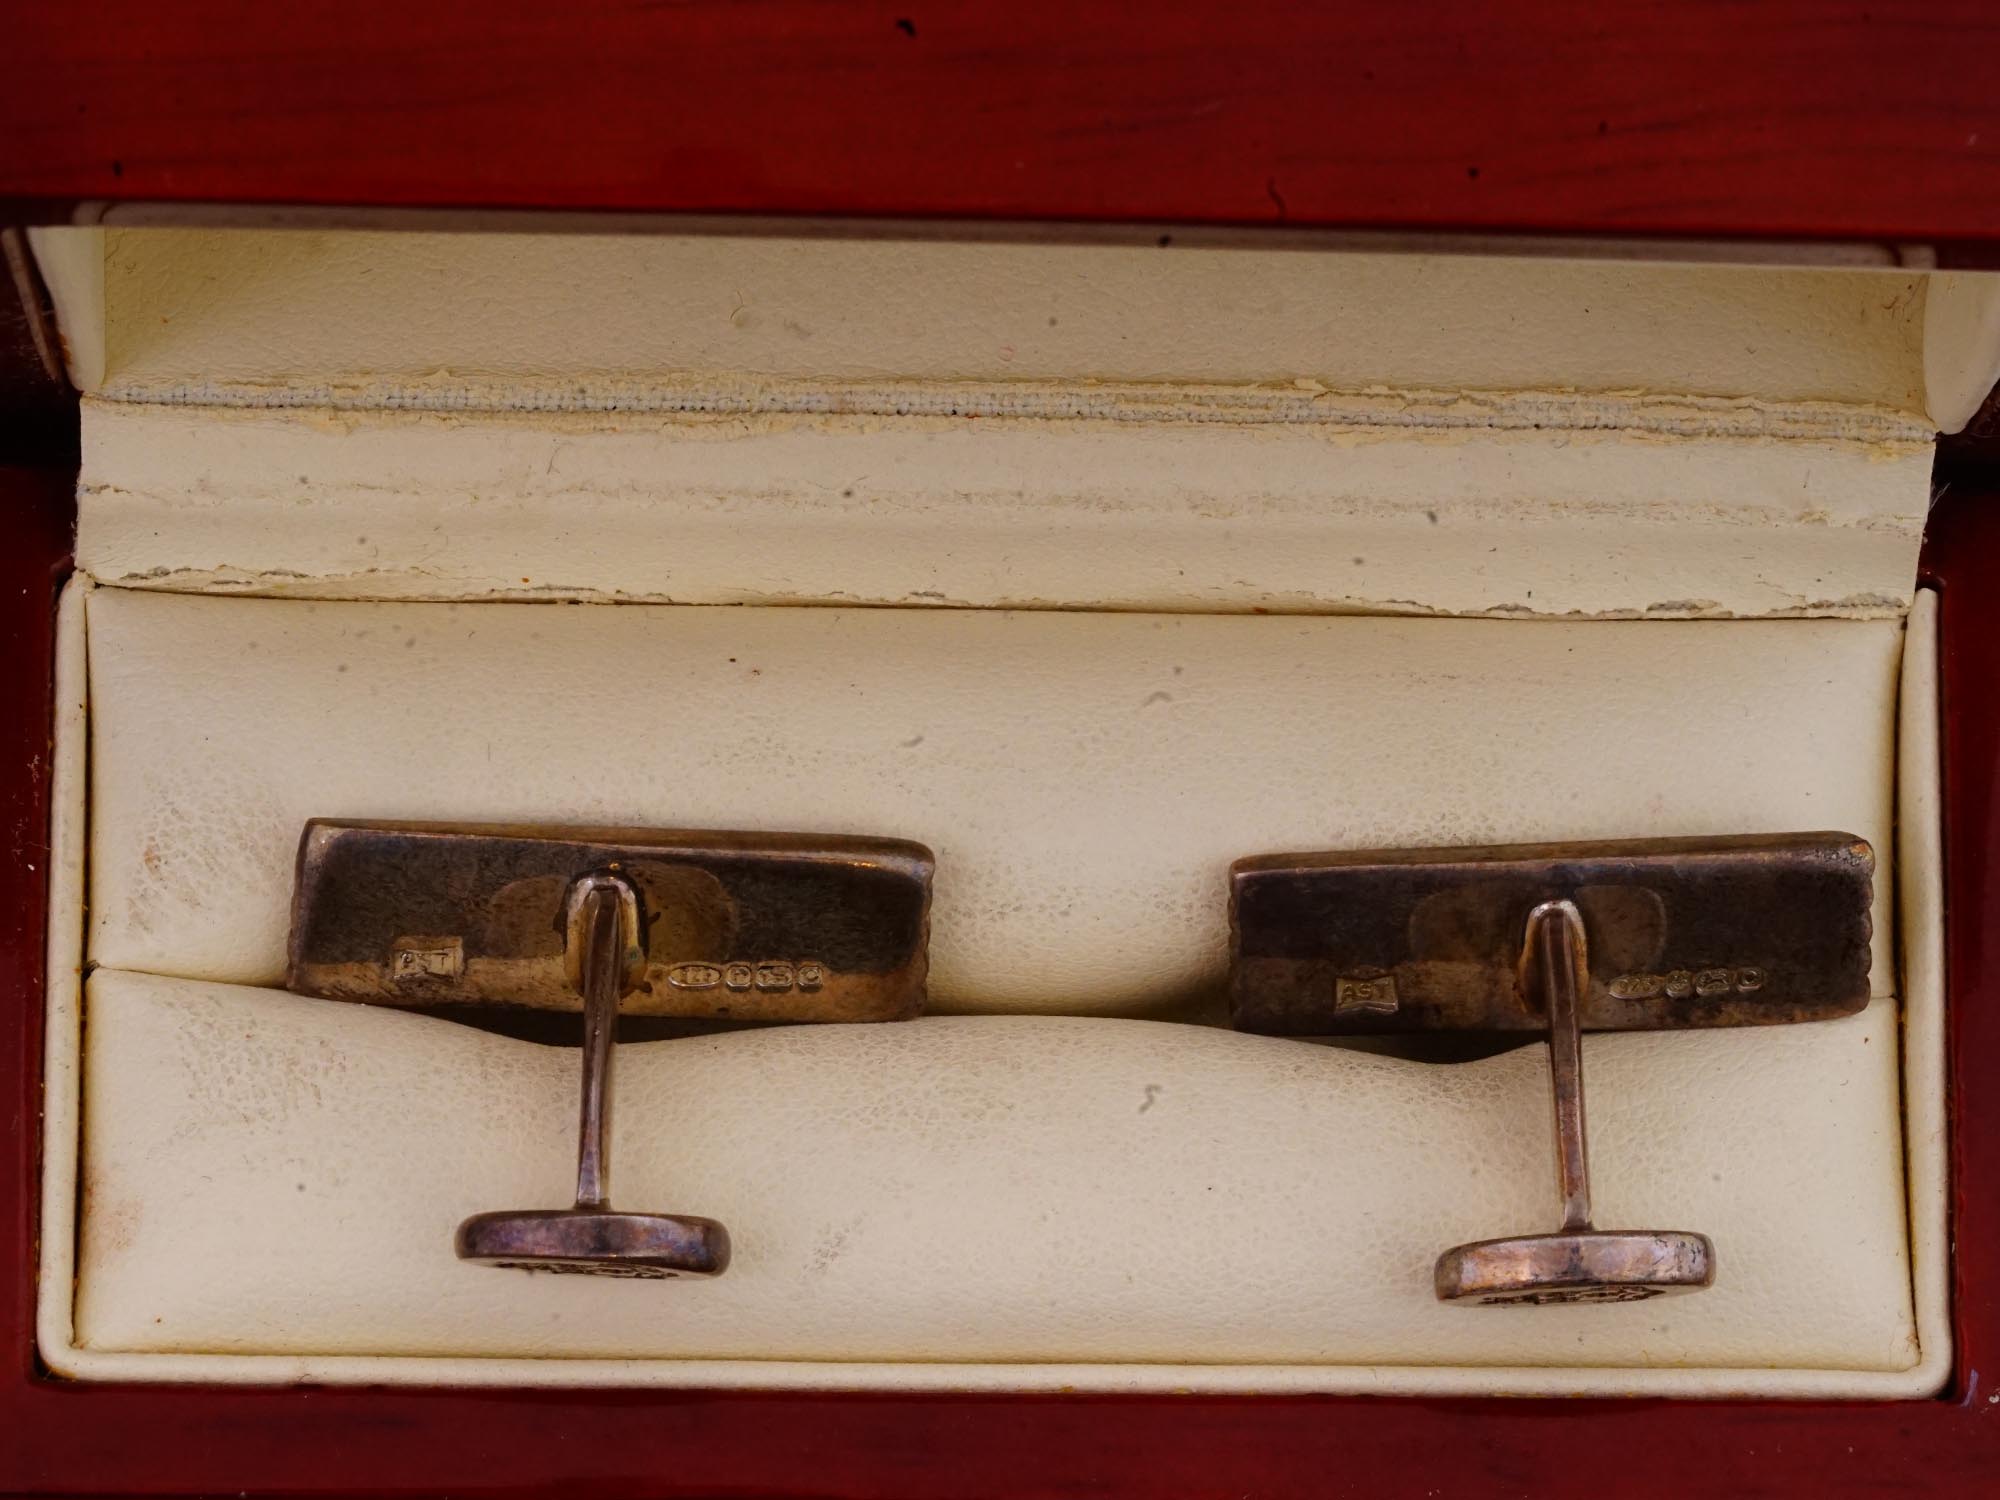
[[37, 584, 1949, 1397], [27, 228, 1960, 1396]]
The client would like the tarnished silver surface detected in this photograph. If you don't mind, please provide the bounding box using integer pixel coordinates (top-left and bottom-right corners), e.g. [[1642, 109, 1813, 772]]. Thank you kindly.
[[1229, 831, 1873, 1035], [1228, 832, 1872, 1305], [288, 819, 933, 1021], [454, 1207, 730, 1278], [1433, 900, 1715, 1305], [567, 874, 634, 1216], [448, 870, 729, 1278], [1435, 1230, 1715, 1305], [286, 819, 935, 1277]]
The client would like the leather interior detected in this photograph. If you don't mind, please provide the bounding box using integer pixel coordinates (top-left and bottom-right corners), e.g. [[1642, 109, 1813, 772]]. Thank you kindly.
[[29, 231, 1959, 1395], [79, 971, 1912, 1369], [66, 589, 1918, 1375]]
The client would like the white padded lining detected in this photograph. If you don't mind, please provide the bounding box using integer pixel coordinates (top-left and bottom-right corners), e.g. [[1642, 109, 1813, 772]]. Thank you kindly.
[[77, 974, 1911, 1370], [62, 231, 1939, 620], [35, 585, 1950, 1395]]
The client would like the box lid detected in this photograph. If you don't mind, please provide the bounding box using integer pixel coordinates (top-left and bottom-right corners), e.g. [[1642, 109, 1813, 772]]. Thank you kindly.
[[31, 224, 2000, 618]]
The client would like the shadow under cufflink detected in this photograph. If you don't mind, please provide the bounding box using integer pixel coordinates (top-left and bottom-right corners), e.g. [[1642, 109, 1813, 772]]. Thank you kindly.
[[285, 819, 934, 1278]]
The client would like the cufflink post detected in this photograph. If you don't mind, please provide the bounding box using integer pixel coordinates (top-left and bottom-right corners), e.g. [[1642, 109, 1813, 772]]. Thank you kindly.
[[1228, 832, 1874, 1306], [286, 819, 933, 1277], [451, 868, 732, 1276], [1535, 900, 1593, 1237], [569, 873, 630, 1214], [1429, 898, 1713, 1304]]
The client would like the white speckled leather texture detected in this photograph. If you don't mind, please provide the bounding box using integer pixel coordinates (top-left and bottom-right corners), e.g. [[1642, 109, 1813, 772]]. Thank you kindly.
[[44, 587, 1941, 1391], [78, 972, 1910, 1369], [54, 230, 1938, 619]]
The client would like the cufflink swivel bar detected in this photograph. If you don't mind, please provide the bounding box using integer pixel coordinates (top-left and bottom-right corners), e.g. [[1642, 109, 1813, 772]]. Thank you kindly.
[[1229, 832, 1874, 1304], [286, 819, 933, 1276], [450, 868, 728, 1277], [1430, 898, 1713, 1304]]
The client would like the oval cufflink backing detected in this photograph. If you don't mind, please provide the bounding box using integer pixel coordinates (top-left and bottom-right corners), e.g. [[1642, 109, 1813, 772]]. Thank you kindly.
[[285, 819, 933, 1277], [1228, 832, 1874, 1305]]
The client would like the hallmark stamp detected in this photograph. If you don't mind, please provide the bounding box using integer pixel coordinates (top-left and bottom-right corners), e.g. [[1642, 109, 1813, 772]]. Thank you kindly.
[[667, 959, 826, 993], [389, 936, 464, 982], [1334, 972, 1399, 1016], [1609, 966, 1769, 1001]]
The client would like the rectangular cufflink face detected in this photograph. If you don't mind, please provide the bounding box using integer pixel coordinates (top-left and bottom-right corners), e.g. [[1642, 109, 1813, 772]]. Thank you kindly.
[[1229, 832, 1873, 1035], [287, 820, 932, 1021]]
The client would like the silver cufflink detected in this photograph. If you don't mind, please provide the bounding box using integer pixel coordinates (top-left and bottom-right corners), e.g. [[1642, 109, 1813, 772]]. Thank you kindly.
[[286, 820, 933, 1277], [1229, 832, 1873, 1304]]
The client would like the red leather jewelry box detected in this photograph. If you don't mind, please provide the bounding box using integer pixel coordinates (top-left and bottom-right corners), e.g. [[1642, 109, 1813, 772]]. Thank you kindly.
[[4, 4, 2000, 1494]]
